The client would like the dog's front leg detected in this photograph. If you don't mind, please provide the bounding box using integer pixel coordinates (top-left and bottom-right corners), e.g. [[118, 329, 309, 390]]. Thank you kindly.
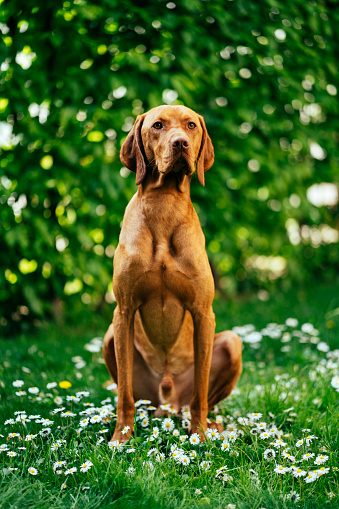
[[190, 308, 215, 439], [111, 306, 135, 443]]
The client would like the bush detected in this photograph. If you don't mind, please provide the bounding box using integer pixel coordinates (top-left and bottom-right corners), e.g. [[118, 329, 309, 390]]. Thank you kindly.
[[1, 0, 338, 327]]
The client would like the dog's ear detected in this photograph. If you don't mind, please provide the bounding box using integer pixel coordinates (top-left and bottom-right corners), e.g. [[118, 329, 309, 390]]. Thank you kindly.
[[120, 114, 147, 185], [196, 115, 214, 186]]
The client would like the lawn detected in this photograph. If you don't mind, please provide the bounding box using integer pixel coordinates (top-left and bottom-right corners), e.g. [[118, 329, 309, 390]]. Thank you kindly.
[[0, 283, 338, 509]]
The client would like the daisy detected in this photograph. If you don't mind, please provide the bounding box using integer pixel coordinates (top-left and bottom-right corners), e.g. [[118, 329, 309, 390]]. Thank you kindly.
[[248, 412, 262, 421], [16, 391, 27, 397], [316, 467, 330, 476], [7, 451, 17, 457], [126, 448, 135, 453], [220, 442, 230, 452], [79, 418, 89, 428], [13, 380, 24, 388], [295, 439, 304, 447], [226, 432, 237, 442], [292, 468, 306, 477], [314, 455, 328, 465], [162, 418, 174, 432], [8, 433, 21, 439], [305, 435, 317, 446], [108, 441, 123, 452], [274, 465, 289, 474], [259, 431, 271, 439], [50, 443, 62, 451], [271, 439, 287, 449], [141, 417, 149, 427], [180, 455, 190, 466], [237, 417, 249, 425], [215, 415, 223, 424], [80, 461, 93, 472], [331, 375, 339, 391], [189, 450, 197, 458], [53, 461, 66, 471], [189, 433, 200, 445], [200, 461, 211, 471], [181, 419, 190, 429], [90, 415, 102, 424], [155, 452, 165, 462], [180, 435, 188, 443], [302, 453, 315, 461], [47, 382, 57, 389], [61, 411, 76, 418], [151, 427, 159, 438], [28, 467, 38, 475], [285, 318, 298, 327], [65, 467, 77, 475], [25, 434, 37, 441], [257, 422, 267, 430], [305, 471, 319, 483], [126, 466, 136, 475], [171, 446, 184, 461], [173, 429, 180, 437], [207, 428, 220, 441], [28, 387, 40, 394], [215, 465, 228, 477], [195, 489, 202, 495], [121, 425, 130, 435]]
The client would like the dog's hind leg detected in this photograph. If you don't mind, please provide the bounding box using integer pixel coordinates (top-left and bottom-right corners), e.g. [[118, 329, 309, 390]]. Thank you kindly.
[[207, 330, 242, 409]]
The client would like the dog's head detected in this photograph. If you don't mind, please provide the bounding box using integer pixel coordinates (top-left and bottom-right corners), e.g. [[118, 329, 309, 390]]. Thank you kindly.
[[120, 105, 214, 186]]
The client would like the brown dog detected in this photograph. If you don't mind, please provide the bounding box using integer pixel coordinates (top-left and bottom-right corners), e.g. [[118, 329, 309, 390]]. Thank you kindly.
[[103, 105, 242, 443]]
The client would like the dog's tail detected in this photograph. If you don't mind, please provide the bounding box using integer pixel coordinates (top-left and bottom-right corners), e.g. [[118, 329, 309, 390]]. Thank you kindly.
[[159, 365, 174, 404]]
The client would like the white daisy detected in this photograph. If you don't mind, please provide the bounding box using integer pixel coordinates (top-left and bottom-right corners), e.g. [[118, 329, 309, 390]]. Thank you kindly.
[[274, 465, 289, 474], [207, 428, 220, 441], [200, 460, 211, 471], [162, 418, 174, 432], [28, 467, 38, 475], [189, 433, 200, 445], [80, 461, 93, 472], [292, 468, 306, 477], [302, 453, 315, 461], [180, 454, 190, 466], [65, 467, 77, 475], [314, 455, 328, 465], [305, 471, 319, 483]]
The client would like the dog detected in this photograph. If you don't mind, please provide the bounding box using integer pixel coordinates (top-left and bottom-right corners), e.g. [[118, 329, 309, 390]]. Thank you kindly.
[[103, 105, 242, 443]]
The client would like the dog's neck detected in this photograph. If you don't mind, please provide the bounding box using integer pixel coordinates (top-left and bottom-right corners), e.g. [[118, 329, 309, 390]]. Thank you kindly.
[[138, 172, 193, 236]]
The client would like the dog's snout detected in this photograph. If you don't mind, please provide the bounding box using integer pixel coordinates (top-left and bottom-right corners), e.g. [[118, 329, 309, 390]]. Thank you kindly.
[[171, 136, 190, 150]]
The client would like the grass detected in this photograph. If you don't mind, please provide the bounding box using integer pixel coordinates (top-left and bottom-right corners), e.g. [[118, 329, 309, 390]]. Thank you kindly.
[[0, 282, 339, 509]]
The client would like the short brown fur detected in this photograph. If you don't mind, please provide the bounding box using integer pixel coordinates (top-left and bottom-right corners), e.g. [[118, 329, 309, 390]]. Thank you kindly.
[[103, 105, 242, 443]]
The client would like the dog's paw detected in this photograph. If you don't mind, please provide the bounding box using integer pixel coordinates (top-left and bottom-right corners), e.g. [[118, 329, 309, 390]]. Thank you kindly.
[[110, 426, 134, 445], [207, 421, 224, 433]]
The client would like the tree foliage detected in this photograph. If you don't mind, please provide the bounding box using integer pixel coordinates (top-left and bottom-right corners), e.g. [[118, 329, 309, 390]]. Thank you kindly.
[[0, 0, 338, 327]]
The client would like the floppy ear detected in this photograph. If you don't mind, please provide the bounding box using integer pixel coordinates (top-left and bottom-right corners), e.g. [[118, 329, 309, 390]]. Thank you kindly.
[[120, 114, 147, 185], [196, 115, 214, 186]]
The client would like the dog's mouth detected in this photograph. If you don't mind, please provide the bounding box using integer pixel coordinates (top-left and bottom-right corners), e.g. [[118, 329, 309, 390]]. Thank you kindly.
[[165, 151, 194, 176]]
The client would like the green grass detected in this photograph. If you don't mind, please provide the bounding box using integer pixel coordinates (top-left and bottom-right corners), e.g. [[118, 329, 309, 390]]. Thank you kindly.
[[0, 283, 339, 509]]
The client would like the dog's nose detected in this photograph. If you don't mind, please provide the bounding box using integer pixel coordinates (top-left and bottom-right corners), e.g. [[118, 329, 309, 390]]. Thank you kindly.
[[171, 136, 190, 150]]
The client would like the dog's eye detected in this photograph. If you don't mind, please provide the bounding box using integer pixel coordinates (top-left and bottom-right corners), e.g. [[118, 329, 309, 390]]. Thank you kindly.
[[188, 122, 196, 129], [152, 121, 163, 129]]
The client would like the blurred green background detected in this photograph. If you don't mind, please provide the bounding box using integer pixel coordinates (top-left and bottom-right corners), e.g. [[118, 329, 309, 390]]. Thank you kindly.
[[0, 0, 338, 332]]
